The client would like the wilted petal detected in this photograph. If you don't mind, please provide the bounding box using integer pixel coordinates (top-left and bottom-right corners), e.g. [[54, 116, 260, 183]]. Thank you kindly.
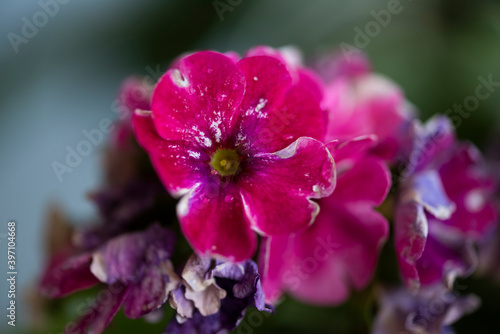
[[122, 262, 174, 318], [40, 251, 98, 298], [170, 286, 194, 320], [373, 284, 480, 334], [181, 255, 213, 291], [184, 283, 227, 317], [166, 260, 271, 334], [67, 283, 128, 334]]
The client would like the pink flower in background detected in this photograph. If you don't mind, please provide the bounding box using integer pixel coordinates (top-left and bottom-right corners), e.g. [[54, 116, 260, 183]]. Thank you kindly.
[[395, 116, 498, 289], [317, 52, 415, 161], [110, 76, 153, 150], [260, 136, 391, 304], [133, 50, 335, 262]]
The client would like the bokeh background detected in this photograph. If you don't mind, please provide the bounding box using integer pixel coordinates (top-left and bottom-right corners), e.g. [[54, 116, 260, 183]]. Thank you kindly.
[[1, 0, 500, 333]]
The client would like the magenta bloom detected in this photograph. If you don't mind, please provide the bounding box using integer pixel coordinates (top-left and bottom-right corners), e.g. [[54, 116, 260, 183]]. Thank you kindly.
[[395, 116, 498, 289], [319, 52, 414, 161], [260, 136, 391, 304], [133, 50, 335, 262]]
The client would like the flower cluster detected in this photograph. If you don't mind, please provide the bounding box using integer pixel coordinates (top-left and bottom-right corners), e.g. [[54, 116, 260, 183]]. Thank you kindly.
[[39, 47, 499, 334]]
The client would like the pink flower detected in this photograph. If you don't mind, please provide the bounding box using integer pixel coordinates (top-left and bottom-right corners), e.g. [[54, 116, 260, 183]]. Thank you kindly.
[[260, 136, 391, 304], [318, 52, 415, 161], [395, 116, 498, 289], [133, 50, 336, 262]]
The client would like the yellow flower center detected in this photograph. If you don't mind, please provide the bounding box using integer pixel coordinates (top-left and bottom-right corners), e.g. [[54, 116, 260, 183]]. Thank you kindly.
[[211, 149, 240, 176]]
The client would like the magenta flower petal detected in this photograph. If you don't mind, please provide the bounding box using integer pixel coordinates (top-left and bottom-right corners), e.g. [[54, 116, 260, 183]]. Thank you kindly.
[[416, 234, 476, 287], [259, 236, 289, 303], [293, 209, 387, 305], [439, 144, 497, 237], [234, 67, 326, 153], [178, 182, 256, 262], [151, 51, 245, 144], [239, 137, 335, 235], [328, 135, 376, 167], [133, 112, 210, 197], [232, 55, 293, 153]]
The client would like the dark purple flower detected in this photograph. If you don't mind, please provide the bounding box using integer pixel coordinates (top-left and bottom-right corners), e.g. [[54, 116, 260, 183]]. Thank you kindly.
[[41, 224, 178, 334]]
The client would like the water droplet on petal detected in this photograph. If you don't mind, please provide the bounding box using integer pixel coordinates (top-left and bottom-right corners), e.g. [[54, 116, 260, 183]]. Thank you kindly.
[[208, 68, 213, 73], [282, 135, 294, 141], [224, 194, 235, 203]]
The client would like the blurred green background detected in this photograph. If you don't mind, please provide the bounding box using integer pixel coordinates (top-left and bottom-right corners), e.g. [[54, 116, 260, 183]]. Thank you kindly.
[[1, 0, 500, 333]]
